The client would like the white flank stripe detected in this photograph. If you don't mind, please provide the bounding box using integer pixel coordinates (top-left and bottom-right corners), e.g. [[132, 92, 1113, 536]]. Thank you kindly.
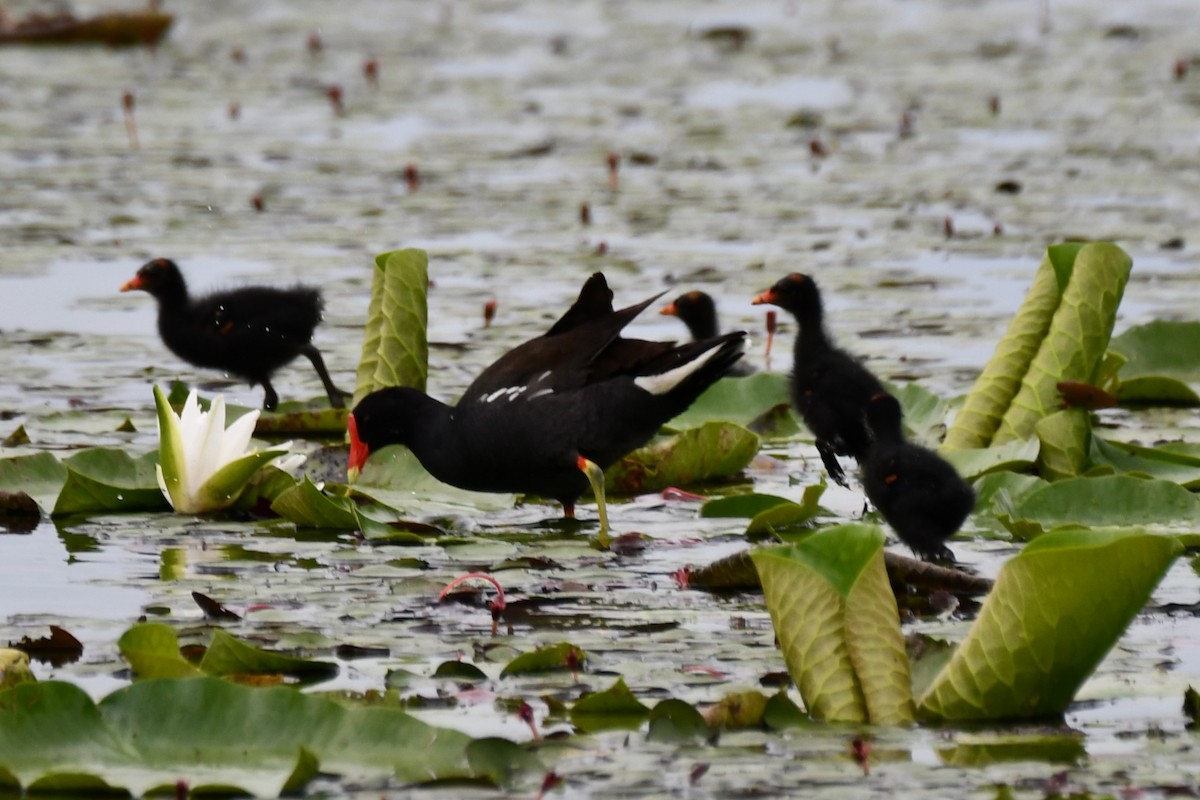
[[634, 346, 722, 396]]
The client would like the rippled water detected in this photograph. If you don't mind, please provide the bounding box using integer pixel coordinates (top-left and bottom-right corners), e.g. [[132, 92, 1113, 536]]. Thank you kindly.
[[2, 0, 1200, 796]]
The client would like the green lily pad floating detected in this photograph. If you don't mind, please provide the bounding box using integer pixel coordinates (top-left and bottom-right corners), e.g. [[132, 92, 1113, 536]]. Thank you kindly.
[[354, 248, 429, 405], [119, 623, 338, 684], [271, 476, 360, 529], [500, 642, 586, 677], [1089, 436, 1200, 489], [354, 445, 516, 513], [665, 372, 796, 434], [569, 677, 650, 733], [646, 698, 710, 742], [433, 660, 489, 681], [945, 242, 1131, 449], [704, 690, 770, 730], [750, 524, 914, 725], [0, 677, 506, 796], [52, 448, 168, 516], [0, 452, 67, 513], [701, 483, 826, 539], [1108, 320, 1200, 405], [686, 549, 759, 591], [918, 528, 1182, 721], [996, 474, 1200, 540], [604, 421, 760, 495]]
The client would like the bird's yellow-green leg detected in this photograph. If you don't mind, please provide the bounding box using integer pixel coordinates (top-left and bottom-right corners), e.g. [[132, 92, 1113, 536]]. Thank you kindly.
[[577, 456, 609, 540]]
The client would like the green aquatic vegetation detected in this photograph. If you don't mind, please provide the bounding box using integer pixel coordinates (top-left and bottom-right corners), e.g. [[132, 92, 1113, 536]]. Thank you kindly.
[[354, 248, 429, 405], [753, 526, 1181, 723], [751, 524, 914, 724], [945, 243, 1132, 449], [1108, 320, 1200, 405]]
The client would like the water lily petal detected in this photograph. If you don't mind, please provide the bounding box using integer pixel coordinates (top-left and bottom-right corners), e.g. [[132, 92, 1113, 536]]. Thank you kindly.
[[191, 394, 228, 498], [272, 452, 306, 476], [218, 407, 262, 469]]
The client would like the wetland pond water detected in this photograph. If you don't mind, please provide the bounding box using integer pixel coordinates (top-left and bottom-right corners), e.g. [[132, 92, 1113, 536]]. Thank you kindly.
[[2, 0, 1200, 796]]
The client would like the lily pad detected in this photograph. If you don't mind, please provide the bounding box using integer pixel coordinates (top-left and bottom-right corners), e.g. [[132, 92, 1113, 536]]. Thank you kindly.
[[604, 421, 760, 495], [0, 677, 487, 795], [1089, 436, 1200, 489], [939, 438, 1039, 481], [997, 474, 1200, 539], [271, 477, 360, 529], [918, 528, 1182, 721], [647, 698, 710, 742], [500, 642, 586, 677], [0, 452, 67, 513], [353, 445, 516, 513], [665, 372, 796, 434], [52, 448, 167, 516], [751, 524, 914, 724], [701, 484, 827, 539], [1108, 320, 1200, 405], [569, 678, 650, 732]]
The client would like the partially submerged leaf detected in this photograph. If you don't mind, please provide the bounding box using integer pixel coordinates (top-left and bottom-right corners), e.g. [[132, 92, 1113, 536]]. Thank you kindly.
[[200, 630, 338, 684], [569, 678, 650, 732], [647, 699, 710, 742], [918, 528, 1181, 721], [703, 690, 769, 730], [117, 623, 203, 680], [0, 452, 66, 513], [701, 484, 827, 539], [500, 642, 586, 677], [604, 421, 760, 495]]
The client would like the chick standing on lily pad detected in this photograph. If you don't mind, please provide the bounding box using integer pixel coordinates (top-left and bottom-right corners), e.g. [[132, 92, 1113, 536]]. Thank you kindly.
[[153, 385, 300, 514]]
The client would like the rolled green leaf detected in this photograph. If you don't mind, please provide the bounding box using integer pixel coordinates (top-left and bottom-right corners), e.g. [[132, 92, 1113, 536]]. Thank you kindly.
[[750, 524, 914, 724], [994, 243, 1131, 443], [1033, 408, 1091, 481], [918, 528, 1181, 721], [353, 248, 429, 405], [944, 246, 1076, 449]]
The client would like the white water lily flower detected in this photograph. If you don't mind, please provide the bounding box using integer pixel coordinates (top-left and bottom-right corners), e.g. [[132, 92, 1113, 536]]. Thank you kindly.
[[153, 385, 293, 514]]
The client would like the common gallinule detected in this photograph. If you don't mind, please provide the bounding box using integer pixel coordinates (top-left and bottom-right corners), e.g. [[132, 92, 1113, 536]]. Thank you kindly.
[[752, 273, 886, 487], [862, 392, 974, 562], [121, 258, 349, 411], [660, 290, 754, 376], [348, 273, 746, 531]]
